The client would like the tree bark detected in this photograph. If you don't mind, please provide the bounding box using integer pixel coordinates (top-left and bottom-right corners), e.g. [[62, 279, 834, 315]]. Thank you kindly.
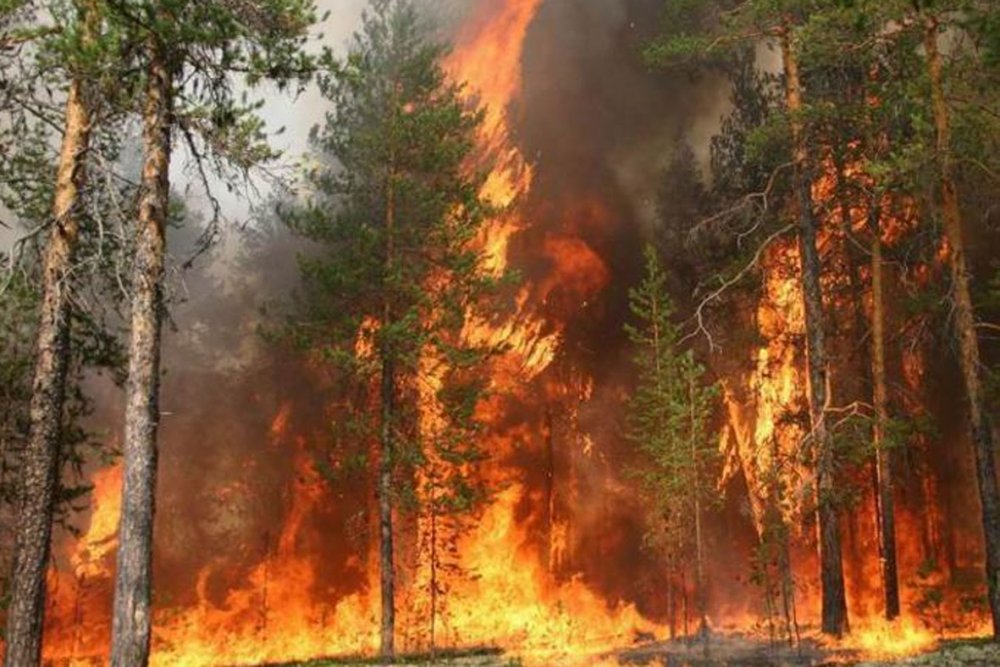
[[110, 34, 172, 667], [3, 9, 94, 663], [870, 207, 900, 620], [667, 554, 676, 641], [379, 352, 396, 661], [379, 169, 397, 660], [428, 484, 438, 659], [690, 376, 708, 654], [779, 27, 848, 637], [924, 16, 1000, 638]]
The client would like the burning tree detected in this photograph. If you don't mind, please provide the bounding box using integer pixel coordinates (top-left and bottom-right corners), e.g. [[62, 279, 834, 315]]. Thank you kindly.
[[285, 0, 503, 658], [624, 246, 719, 647], [647, 0, 877, 638]]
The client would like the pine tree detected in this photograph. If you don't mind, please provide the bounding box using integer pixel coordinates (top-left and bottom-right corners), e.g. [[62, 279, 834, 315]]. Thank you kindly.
[[795, 3, 914, 621], [624, 246, 719, 651], [98, 1, 316, 663], [0, 1, 125, 661], [284, 0, 500, 657]]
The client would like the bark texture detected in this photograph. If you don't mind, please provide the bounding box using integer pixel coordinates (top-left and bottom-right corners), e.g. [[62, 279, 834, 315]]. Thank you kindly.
[[3, 43, 92, 667], [379, 353, 396, 659], [870, 209, 900, 620], [780, 28, 848, 637], [379, 172, 397, 660], [924, 17, 1000, 638], [109, 36, 172, 667], [690, 377, 708, 655]]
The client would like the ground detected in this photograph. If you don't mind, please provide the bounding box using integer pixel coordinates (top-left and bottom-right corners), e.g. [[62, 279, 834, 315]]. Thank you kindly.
[[855, 638, 1000, 667], [621, 635, 1000, 666], [258, 636, 1000, 666]]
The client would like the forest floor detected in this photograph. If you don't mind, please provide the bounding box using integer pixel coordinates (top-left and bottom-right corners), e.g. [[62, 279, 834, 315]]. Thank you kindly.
[[618, 634, 1000, 666], [258, 635, 1000, 666]]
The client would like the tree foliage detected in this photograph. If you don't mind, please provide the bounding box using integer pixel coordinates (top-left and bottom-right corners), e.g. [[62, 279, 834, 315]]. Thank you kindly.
[[284, 0, 504, 652], [624, 246, 719, 594]]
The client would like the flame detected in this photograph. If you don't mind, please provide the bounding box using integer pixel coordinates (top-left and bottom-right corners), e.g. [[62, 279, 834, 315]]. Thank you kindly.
[[721, 155, 991, 649], [70, 464, 122, 578], [445, 0, 540, 276], [837, 617, 937, 659]]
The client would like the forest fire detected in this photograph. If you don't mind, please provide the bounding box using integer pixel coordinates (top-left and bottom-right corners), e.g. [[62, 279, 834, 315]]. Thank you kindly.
[[37, 1, 657, 664], [3, 0, 996, 666], [710, 146, 994, 655]]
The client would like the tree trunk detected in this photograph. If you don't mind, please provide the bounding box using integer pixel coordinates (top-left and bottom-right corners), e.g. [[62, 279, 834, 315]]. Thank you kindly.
[[924, 16, 1000, 638], [779, 28, 848, 637], [3, 10, 94, 662], [667, 556, 676, 641], [544, 408, 556, 572], [779, 534, 799, 647], [110, 35, 172, 667], [682, 571, 689, 639], [379, 168, 397, 660], [690, 377, 708, 654], [429, 488, 438, 659], [379, 353, 396, 660], [870, 207, 900, 620]]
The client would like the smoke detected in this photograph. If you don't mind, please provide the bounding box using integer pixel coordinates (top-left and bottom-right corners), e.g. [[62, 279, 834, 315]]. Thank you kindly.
[[522, 0, 730, 232]]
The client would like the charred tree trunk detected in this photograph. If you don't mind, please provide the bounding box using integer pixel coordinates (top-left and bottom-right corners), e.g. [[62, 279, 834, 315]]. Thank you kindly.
[[379, 170, 397, 660], [110, 35, 172, 667], [3, 9, 94, 662], [870, 206, 900, 620], [924, 17, 1000, 638], [779, 28, 848, 637]]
